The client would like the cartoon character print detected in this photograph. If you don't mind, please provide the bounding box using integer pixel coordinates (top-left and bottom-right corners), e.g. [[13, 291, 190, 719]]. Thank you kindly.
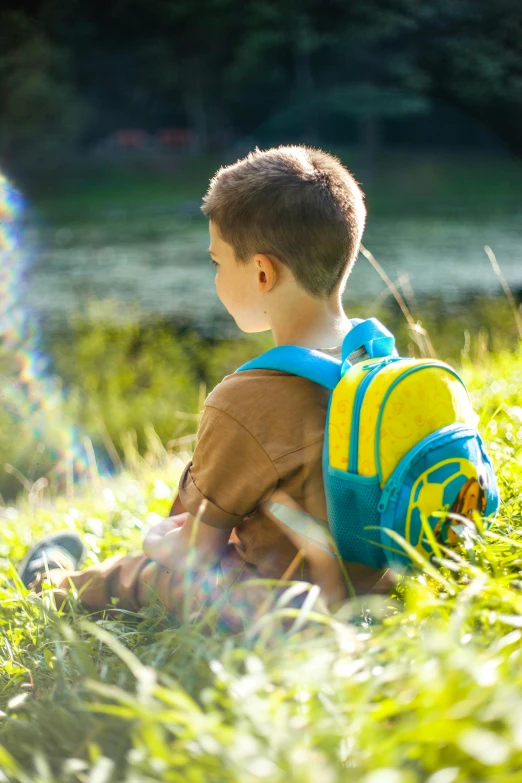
[[434, 475, 487, 546]]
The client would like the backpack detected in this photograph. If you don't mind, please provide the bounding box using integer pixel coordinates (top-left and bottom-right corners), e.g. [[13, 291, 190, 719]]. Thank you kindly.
[[235, 317, 500, 570]]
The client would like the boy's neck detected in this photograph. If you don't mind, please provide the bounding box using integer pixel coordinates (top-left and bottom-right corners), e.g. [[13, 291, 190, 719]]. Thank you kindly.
[[269, 289, 351, 350]]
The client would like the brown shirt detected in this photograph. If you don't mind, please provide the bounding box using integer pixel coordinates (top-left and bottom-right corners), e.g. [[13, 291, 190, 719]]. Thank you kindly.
[[178, 346, 383, 589]]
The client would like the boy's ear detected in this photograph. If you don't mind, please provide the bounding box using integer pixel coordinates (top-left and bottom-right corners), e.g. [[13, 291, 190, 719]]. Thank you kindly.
[[254, 253, 278, 293]]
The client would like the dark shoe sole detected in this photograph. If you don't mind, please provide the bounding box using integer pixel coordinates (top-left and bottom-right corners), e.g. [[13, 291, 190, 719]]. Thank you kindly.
[[18, 531, 86, 588]]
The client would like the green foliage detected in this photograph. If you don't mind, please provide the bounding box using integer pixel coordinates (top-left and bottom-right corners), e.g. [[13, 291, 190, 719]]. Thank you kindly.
[[0, 11, 87, 169], [0, 347, 520, 781], [28, 151, 522, 225], [4, 1, 522, 168], [48, 300, 203, 458], [0, 296, 273, 499], [0, 343, 71, 500]]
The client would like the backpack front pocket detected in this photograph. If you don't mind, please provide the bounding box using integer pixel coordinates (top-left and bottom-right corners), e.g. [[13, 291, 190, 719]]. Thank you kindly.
[[378, 424, 499, 570]]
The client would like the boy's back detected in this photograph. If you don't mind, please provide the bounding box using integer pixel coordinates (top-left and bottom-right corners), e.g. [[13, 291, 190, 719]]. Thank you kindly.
[[178, 350, 382, 593]]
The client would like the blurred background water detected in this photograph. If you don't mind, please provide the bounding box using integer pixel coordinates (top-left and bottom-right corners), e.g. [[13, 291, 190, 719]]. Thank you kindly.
[[23, 204, 522, 334], [18, 150, 522, 338]]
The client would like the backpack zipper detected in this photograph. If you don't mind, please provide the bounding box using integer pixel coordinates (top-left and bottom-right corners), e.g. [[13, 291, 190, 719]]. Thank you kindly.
[[348, 357, 400, 473], [374, 362, 467, 483], [377, 424, 477, 512]]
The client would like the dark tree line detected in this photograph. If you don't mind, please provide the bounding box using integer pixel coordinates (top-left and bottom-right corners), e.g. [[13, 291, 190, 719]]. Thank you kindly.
[[1, 0, 521, 168]]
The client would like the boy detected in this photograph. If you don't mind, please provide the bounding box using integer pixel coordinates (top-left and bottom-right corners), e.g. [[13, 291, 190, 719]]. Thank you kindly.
[[20, 146, 385, 618]]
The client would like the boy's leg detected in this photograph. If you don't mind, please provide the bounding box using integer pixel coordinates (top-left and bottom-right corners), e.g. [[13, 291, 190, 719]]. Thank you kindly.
[[28, 544, 259, 618], [24, 530, 231, 613], [29, 553, 153, 612], [22, 517, 191, 613]]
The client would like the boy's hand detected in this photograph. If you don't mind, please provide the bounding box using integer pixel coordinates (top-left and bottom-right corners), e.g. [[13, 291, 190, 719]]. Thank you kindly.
[[143, 512, 188, 561], [143, 508, 229, 572]]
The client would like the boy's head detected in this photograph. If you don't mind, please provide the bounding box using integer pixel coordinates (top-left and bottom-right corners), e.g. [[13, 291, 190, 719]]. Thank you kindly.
[[202, 145, 366, 332]]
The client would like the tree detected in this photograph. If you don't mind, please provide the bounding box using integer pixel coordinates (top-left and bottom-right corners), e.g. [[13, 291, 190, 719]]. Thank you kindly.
[[405, 0, 522, 154], [2, 0, 521, 162], [0, 11, 88, 170], [228, 0, 430, 170], [129, 0, 244, 152]]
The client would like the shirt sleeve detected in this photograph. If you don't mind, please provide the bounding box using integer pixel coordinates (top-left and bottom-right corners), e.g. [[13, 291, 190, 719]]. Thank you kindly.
[[177, 405, 279, 529]]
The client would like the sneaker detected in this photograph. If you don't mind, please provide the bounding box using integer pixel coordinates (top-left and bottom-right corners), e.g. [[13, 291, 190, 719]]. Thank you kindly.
[[18, 531, 86, 588]]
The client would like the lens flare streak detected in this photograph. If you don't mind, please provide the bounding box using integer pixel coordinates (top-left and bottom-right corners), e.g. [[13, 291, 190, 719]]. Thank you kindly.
[[0, 172, 89, 483]]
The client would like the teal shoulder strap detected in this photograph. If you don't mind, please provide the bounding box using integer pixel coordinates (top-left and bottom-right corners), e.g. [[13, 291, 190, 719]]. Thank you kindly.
[[236, 346, 341, 391], [235, 318, 394, 390], [341, 318, 396, 362]]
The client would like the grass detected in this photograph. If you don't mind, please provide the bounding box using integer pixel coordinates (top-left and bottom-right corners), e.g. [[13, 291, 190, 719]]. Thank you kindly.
[[19, 150, 522, 222], [0, 343, 521, 782]]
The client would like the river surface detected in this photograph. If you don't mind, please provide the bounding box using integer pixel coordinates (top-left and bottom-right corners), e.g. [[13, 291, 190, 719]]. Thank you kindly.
[[22, 209, 522, 335]]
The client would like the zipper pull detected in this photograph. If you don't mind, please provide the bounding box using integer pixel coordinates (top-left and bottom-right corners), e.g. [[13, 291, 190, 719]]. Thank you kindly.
[[378, 479, 398, 513], [361, 356, 400, 372]]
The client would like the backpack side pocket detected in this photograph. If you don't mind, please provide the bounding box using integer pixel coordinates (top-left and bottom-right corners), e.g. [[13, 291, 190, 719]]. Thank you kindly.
[[325, 466, 385, 569]]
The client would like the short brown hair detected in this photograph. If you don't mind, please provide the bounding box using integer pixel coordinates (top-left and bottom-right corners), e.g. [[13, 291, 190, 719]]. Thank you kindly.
[[202, 145, 366, 297]]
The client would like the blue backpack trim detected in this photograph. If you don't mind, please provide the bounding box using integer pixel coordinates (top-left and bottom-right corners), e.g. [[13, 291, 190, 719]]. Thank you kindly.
[[341, 317, 397, 363], [374, 363, 467, 483], [237, 317, 373, 388], [348, 359, 401, 472], [378, 423, 499, 570], [322, 397, 384, 567], [237, 345, 341, 390]]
